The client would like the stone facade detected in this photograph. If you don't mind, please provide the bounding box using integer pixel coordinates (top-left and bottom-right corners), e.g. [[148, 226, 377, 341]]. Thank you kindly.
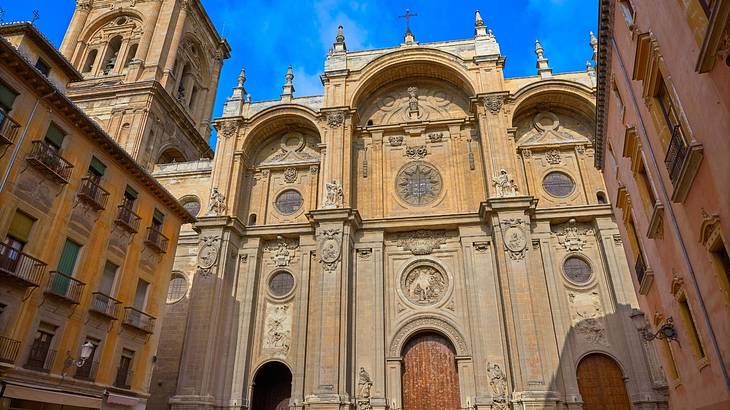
[[596, 0, 730, 408], [149, 10, 668, 410]]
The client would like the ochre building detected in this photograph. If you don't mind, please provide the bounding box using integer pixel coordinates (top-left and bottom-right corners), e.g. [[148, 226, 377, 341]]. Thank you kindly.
[[596, 0, 730, 408], [148, 8, 669, 410], [0, 22, 194, 409]]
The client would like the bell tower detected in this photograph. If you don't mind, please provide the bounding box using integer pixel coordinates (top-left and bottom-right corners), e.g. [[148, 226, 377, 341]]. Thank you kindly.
[[60, 0, 230, 169]]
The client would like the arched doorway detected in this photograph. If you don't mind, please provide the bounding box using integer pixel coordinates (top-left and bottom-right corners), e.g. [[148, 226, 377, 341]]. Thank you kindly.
[[250, 361, 292, 410], [401, 332, 461, 410], [577, 354, 630, 410]]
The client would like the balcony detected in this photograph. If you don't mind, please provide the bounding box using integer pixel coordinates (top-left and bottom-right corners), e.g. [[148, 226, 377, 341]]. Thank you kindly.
[[114, 205, 141, 233], [77, 177, 110, 211], [122, 307, 155, 334], [26, 140, 73, 184], [74, 360, 99, 381], [44, 271, 85, 304], [665, 125, 687, 183], [144, 226, 168, 254], [25, 348, 55, 372], [0, 109, 20, 148], [0, 336, 21, 364], [89, 292, 122, 320], [114, 367, 133, 390], [0, 242, 47, 288], [664, 125, 704, 203]]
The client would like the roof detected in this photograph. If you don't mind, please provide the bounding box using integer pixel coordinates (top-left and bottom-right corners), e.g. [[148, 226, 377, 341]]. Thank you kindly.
[[0, 34, 196, 224], [593, 0, 614, 169], [0, 22, 83, 82]]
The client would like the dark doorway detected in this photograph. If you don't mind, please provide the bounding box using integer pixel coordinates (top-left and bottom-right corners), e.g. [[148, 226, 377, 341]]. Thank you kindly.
[[251, 361, 292, 410], [401, 332, 461, 410]]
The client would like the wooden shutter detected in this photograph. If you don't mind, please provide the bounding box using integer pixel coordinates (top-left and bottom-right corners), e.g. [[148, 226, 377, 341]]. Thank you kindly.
[[57, 239, 81, 276], [89, 156, 107, 176], [45, 123, 65, 148], [8, 211, 36, 243], [0, 81, 17, 112]]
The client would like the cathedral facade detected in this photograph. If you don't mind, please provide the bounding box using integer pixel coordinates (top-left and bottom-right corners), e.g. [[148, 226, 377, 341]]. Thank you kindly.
[[146, 10, 669, 409]]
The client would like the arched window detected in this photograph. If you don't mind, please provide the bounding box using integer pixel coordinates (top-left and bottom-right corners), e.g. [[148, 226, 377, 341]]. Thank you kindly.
[[82, 49, 98, 73], [176, 63, 191, 102], [124, 43, 138, 67], [157, 148, 187, 164], [597, 191, 608, 204], [189, 86, 198, 110], [102, 36, 123, 75], [166, 273, 187, 304], [248, 214, 257, 226]]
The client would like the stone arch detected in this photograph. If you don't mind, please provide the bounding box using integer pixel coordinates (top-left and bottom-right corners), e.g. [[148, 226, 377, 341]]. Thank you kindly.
[[157, 146, 187, 164], [349, 48, 477, 109], [77, 11, 144, 73], [242, 105, 322, 163], [574, 349, 629, 377], [388, 315, 469, 357], [249, 360, 293, 410], [511, 80, 596, 126]]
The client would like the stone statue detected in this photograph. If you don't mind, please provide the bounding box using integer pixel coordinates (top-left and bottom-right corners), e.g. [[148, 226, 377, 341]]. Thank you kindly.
[[487, 362, 507, 397], [492, 169, 518, 197], [407, 86, 419, 119], [358, 367, 373, 398], [206, 188, 226, 216], [324, 180, 343, 209]]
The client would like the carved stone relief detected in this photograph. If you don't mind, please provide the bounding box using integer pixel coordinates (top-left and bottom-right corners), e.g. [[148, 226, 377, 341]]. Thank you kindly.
[[482, 94, 504, 115], [427, 132, 444, 143], [388, 135, 404, 146], [326, 111, 345, 128], [554, 218, 594, 252], [206, 188, 226, 216], [263, 303, 292, 355], [196, 235, 221, 277], [261, 131, 320, 165], [324, 180, 343, 209], [404, 145, 428, 160], [318, 228, 342, 272], [492, 169, 519, 198], [545, 149, 562, 165], [263, 236, 299, 267], [359, 82, 469, 126], [219, 120, 240, 139], [501, 219, 527, 260], [283, 167, 298, 183], [568, 291, 608, 346], [394, 230, 447, 255], [389, 317, 468, 356], [357, 367, 373, 409], [487, 362, 509, 409], [401, 265, 448, 306]]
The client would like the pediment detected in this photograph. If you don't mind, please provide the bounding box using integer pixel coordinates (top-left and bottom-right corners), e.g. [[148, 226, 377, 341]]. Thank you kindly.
[[516, 111, 593, 148]]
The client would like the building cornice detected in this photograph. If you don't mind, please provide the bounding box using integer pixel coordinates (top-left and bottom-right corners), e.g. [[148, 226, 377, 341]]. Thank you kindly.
[[594, 0, 615, 170]]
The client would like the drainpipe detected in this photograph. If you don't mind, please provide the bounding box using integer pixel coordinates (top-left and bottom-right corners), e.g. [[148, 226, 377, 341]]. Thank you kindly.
[[0, 90, 56, 193]]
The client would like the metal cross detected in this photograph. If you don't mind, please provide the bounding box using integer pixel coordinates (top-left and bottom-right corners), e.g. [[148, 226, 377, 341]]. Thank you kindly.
[[31, 10, 40, 24], [398, 8, 418, 32], [0, 8, 5, 23]]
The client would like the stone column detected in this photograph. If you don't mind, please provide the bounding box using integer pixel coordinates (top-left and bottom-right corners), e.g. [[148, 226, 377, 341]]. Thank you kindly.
[[60, 0, 92, 62], [304, 208, 361, 409], [127, 0, 164, 81], [160, 1, 189, 89]]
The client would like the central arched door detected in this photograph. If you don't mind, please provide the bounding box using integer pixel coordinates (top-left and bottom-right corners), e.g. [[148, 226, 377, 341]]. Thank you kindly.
[[577, 354, 630, 410], [251, 361, 292, 410], [401, 332, 461, 410]]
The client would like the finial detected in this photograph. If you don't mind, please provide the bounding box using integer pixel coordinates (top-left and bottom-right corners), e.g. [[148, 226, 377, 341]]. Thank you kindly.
[[237, 66, 246, 88], [535, 39, 552, 79], [535, 39, 545, 59], [333, 25, 347, 52], [586, 60, 594, 72], [475, 10, 488, 37], [229, 65, 247, 101], [281, 65, 295, 100], [589, 31, 598, 62]]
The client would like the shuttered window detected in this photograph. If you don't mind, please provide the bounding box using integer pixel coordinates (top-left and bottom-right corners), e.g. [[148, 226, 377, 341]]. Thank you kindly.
[[0, 81, 18, 112], [45, 123, 66, 149], [89, 156, 107, 176], [57, 239, 81, 276], [7, 211, 36, 243]]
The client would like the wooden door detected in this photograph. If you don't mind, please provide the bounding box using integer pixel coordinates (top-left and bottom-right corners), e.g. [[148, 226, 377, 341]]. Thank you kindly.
[[577, 354, 631, 410], [402, 333, 461, 410], [251, 362, 292, 410]]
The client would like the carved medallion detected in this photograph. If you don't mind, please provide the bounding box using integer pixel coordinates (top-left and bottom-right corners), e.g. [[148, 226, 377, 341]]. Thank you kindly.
[[283, 167, 297, 183], [326, 111, 345, 128], [389, 135, 404, 146], [401, 265, 448, 306], [319, 228, 342, 272], [196, 235, 221, 276], [396, 162, 442, 206], [501, 219, 527, 260], [483, 94, 504, 115], [545, 149, 561, 165]]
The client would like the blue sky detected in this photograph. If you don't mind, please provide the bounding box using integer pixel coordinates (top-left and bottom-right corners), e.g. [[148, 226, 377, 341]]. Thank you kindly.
[[1, 0, 597, 143]]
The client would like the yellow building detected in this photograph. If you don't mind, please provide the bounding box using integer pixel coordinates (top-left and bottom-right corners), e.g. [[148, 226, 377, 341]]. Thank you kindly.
[[0, 23, 194, 409]]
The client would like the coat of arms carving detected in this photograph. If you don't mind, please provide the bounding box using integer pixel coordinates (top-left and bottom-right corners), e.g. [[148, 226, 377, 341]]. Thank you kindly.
[[501, 219, 527, 260], [318, 228, 342, 272], [197, 235, 221, 276]]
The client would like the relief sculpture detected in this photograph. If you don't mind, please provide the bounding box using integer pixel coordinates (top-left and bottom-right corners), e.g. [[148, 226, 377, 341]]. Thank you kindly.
[[401, 265, 448, 306], [263, 303, 292, 355]]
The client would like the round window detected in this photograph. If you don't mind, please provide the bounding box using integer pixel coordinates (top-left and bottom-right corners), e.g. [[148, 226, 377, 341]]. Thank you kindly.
[[563, 257, 592, 284], [166, 274, 187, 303], [543, 172, 575, 197], [275, 190, 303, 215], [181, 197, 201, 217], [269, 271, 295, 297], [396, 162, 443, 206]]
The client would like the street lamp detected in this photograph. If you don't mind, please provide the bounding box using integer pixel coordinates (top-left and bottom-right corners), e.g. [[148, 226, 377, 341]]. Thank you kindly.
[[61, 341, 95, 378], [643, 317, 678, 342]]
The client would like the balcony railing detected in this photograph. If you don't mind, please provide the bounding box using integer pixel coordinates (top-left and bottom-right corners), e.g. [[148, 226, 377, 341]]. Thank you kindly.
[[26, 140, 73, 184], [114, 205, 141, 233], [77, 177, 110, 210], [25, 348, 55, 372], [0, 241, 47, 287], [0, 109, 20, 146], [665, 125, 688, 184], [122, 307, 155, 334], [74, 360, 99, 381], [114, 367, 133, 389], [144, 226, 168, 254], [635, 254, 647, 285], [44, 271, 85, 304], [89, 292, 122, 320], [0, 336, 21, 364]]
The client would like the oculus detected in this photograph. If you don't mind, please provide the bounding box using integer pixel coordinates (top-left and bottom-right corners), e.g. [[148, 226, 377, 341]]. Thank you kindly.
[[275, 189, 303, 215], [269, 271, 295, 297], [401, 265, 448, 306], [180, 196, 201, 217], [563, 256, 593, 284], [396, 162, 442, 206], [542, 171, 575, 197], [166, 273, 187, 303]]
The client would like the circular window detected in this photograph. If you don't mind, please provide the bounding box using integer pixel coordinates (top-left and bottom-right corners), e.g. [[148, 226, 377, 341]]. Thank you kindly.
[[543, 172, 575, 197], [180, 196, 201, 217], [269, 271, 295, 297], [396, 162, 442, 206], [563, 257, 592, 284], [275, 190, 303, 215], [166, 274, 187, 303]]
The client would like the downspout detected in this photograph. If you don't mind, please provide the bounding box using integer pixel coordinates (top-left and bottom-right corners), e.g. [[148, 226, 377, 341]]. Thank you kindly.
[[613, 37, 730, 392], [0, 90, 56, 193]]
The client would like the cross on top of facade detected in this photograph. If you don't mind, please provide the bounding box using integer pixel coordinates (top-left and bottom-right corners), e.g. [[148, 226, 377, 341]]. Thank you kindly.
[[398, 8, 418, 33]]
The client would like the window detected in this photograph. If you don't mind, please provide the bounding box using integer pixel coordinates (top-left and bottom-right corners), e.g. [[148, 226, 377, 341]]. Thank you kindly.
[[102, 36, 123, 75], [542, 172, 575, 197], [115, 349, 134, 388], [152, 209, 165, 230], [618, 0, 635, 27], [636, 159, 657, 215], [710, 239, 730, 295], [123, 185, 138, 210], [82, 49, 98, 73], [275, 190, 303, 215], [57, 239, 81, 277], [34, 59, 50, 76], [1, 211, 35, 272], [563, 257, 593, 284], [44, 123, 66, 150], [655, 79, 685, 147], [99, 261, 118, 296], [166, 273, 187, 303], [180, 196, 201, 217], [88, 156, 107, 181], [269, 271, 295, 297], [0, 80, 18, 113], [26, 322, 56, 370], [597, 192, 608, 204], [133, 279, 149, 311], [248, 214, 257, 226], [678, 295, 706, 360], [124, 43, 138, 67]]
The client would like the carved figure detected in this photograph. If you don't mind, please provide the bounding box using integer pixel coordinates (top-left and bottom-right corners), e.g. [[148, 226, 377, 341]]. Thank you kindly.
[[492, 169, 518, 197], [264, 304, 291, 352], [402, 265, 448, 305], [324, 180, 343, 209], [206, 188, 226, 216], [358, 367, 373, 398]]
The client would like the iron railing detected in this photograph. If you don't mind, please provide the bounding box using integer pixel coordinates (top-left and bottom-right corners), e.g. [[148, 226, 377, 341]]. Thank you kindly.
[[0, 109, 20, 146], [0, 241, 46, 287], [144, 226, 169, 254], [44, 271, 85, 304], [25, 347, 55, 372], [78, 177, 110, 210], [665, 125, 688, 184], [26, 140, 73, 184], [635, 254, 647, 285], [114, 205, 141, 233], [114, 367, 133, 389], [0, 336, 21, 364], [89, 292, 122, 319], [74, 360, 99, 381], [122, 307, 155, 334]]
